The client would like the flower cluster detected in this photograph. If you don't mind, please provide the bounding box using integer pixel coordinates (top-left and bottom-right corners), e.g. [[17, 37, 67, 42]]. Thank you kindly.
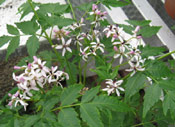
[[8, 56, 69, 110]]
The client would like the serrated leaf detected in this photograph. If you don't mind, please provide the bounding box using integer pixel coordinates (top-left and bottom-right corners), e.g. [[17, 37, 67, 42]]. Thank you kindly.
[[58, 108, 81, 127], [54, 17, 74, 27], [39, 3, 68, 14], [92, 95, 131, 112], [39, 50, 58, 67], [60, 84, 82, 106], [80, 104, 103, 127], [6, 36, 20, 60], [125, 20, 151, 26], [26, 35, 39, 57], [7, 25, 19, 35], [82, 86, 100, 103], [18, 2, 38, 20], [0, 36, 12, 47], [24, 115, 40, 127], [16, 21, 39, 35], [101, 110, 125, 127], [143, 84, 162, 118], [158, 79, 175, 91], [146, 61, 172, 78], [43, 96, 60, 111], [102, 0, 130, 9], [140, 45, 166, 58], [125, 73, 146, 99], [138, 26, 161, 38], [163, 91, 175, 116], [77, 2, 93, 11], [118, 24, 134, 34]]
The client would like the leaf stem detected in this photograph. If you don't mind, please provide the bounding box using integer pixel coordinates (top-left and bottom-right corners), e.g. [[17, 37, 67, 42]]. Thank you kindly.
[[67, 0, 76, 21], [27, 0, 63, 63], [65, 55, 75, 84], [157, 50, 175, 60], [52, 103, 81, 111]]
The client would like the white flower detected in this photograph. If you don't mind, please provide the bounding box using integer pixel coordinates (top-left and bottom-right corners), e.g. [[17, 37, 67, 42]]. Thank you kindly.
[[113, 46, 128, 64], [126, 61, 145, 77], [54, 38, 72, 56], [102, 79, 124, 96], [90, 38, 105, 53], [80, 46, 91, 61]]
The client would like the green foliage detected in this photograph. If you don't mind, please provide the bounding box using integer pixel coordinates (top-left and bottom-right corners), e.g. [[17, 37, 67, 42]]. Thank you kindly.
[[1, 0, 175, 126], [102, 0, 131, 9], [125, 72, 147, 99], [26, 35, 39, 57], [0, 35, 12, 48], [27, 35, 39, 56], [60, 84, 82, 106], [6, 36, 20, 60], [163, 91, 175, 116], [15, 20, 39, 35], [125, 20, 151, 26], [80, 103, 103, 127], [146, 61, 172, 78], [7, 25, 19, 35], [140, 45, 166, 58], [82, 86, 100, 103], [138, 26, 161, 38], [58, 108, 81, 127], [143, 84, 162, 118]]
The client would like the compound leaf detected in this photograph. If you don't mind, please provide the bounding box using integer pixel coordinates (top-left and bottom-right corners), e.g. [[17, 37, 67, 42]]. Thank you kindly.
[[58, 108, 81, 127], [143, 84, 162, 118], [60, 84, 82, 106], [26, 35, 39, 57]]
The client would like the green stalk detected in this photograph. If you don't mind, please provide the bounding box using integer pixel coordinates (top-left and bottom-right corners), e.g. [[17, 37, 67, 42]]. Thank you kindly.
[[52, 103, 81, 111], [157, 50, 175, 60], [83, 61, 88, 85], [67, 0, 76, 21], [65, 55, 75, 84], [27, 0, 63, 63]]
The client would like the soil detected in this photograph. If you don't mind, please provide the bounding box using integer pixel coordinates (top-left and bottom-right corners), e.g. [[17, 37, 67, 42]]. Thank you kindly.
[[0, 56, 24, 99]]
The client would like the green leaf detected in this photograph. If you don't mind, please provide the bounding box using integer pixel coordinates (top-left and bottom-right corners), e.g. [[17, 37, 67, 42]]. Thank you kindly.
[[140, 45, 166, 58], [7, 25, 19, 35], [82, 86, 100, 103], [39, 50, 58, 67], [118, 24, 134, 34], [18, 2, 38, 20], [125, 73, 147, 99], [60, 84, 82, 106], [16, 20, 39, 35], [163, 91, 175, 116], [58, 108, 81, 127], [143, 84, 162, 118], [39, 3, 68, 14], [54, 17, 74, 27], [0, 36, 12, 48], [101, 110, 125, 127], [26, 35, 39, 57], [125, 20, 151, 26], [0, 0, 5, 5], [158, 79, 175, 91], [102, 0, 130, 9], [24, 115, 40, 127], [138, 26, 161, 38], [6, 36, 20, 60], [43, 96, 60, 111], [146, 61, 172, 78], [77, 2, 93, 11], [92, 95, 131, 112], [80, 104, 103, 127]]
